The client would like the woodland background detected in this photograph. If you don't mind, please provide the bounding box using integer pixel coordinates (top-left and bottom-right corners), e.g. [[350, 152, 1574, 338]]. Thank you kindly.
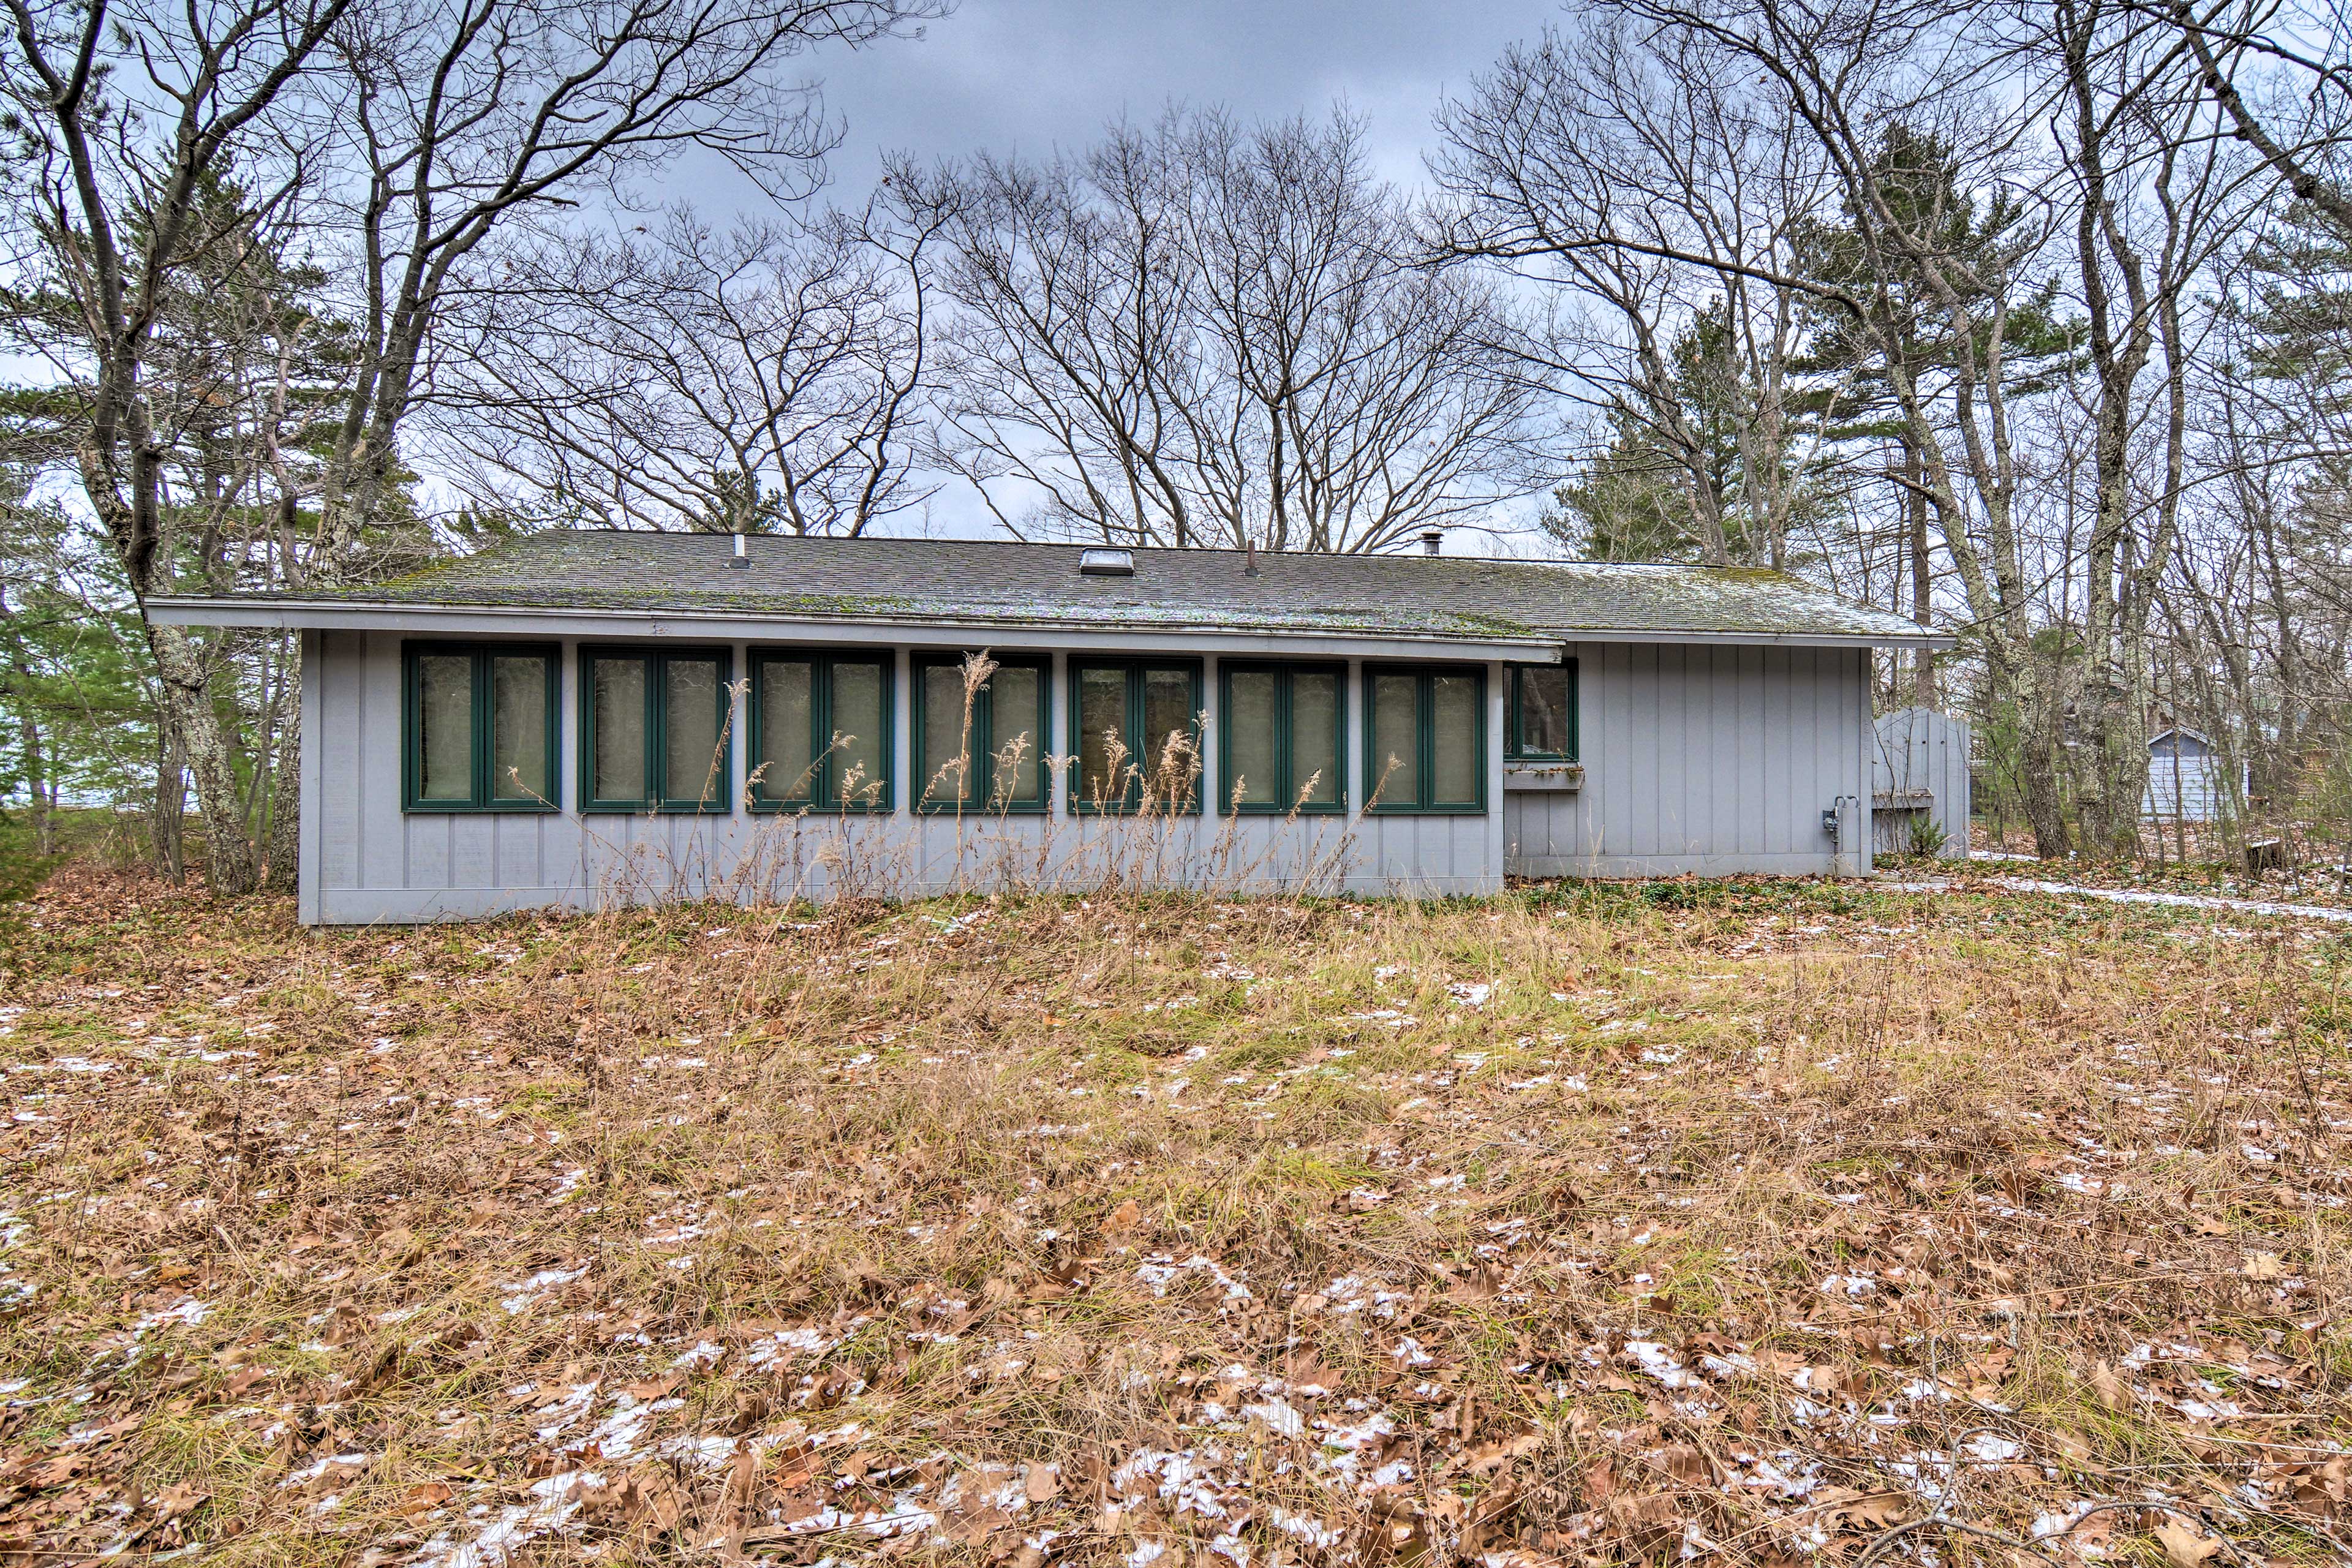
[[4, 0, 2351, 893]]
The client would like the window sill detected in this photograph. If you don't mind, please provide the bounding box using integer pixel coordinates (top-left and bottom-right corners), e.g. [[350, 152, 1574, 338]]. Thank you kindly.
[[1223, 805, 1349, 817], [581, 803, 735, 815], [402, 803, 562, 815], [911, 803, 1049, 816], [748, 801, 899, 815], [1364, 805, 1490, 816], [1503, 761, 1584, 792], [1067, 805, 1204, 818]]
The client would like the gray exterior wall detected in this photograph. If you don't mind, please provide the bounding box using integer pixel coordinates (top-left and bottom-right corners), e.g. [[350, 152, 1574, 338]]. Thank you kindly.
[[1501, 642, 1875, 878], [300, 630, 1880, 924], [298, 630, 1507, 924]]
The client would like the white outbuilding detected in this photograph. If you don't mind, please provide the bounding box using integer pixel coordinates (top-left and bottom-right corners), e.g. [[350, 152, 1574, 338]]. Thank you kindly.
[[2144, 728, 2241, 824]]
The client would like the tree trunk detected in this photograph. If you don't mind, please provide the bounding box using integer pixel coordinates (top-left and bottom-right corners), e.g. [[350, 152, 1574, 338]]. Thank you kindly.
[[146, 620, 261, 895], [2009, 650, 2073, 858], [1905, 435, 1934, 707], [153, 722, 186, 884], [19, 714, 53, 856], [265, 674, 302, 892]]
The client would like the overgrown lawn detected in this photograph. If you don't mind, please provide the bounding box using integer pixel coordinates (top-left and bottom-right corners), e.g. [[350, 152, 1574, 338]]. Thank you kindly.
[[1, 869, 2347, 1566]]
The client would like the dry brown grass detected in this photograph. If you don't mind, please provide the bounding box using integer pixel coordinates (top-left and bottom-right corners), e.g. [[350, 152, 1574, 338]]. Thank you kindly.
[[1, 867, 2348, 1567]]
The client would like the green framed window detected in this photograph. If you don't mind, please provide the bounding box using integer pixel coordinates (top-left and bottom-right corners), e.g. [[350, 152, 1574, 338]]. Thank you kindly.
[[1364, 665, 1487, 813], [1069, 658, 1202, 813], [913, 654, 1049, 813], [1506, 660, 1577, 761], [579, 646, 733, 813], [401, 642, 560, 812], [748, 652, 894, 812], [1218, 662, 1345, 814]]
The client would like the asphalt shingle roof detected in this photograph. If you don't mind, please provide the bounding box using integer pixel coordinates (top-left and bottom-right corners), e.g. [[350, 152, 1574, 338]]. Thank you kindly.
[[198, 531, 1939, 644]]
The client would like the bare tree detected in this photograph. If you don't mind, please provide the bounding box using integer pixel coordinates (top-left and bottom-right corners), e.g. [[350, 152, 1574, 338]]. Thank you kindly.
[[908, 107, 1550, 552], [2, 0, 355, 892], [2141, 0, 2352, 231], [1438, 0, 2098, 856], [2033, 0, 2260, 851], [439, 202, 937, 535], [310, 0, 945, 562], [1430, 16, 1841, 568], [1, 0, 937, 889]]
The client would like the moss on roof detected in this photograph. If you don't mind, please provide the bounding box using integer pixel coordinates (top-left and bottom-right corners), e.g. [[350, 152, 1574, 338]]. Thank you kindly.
[[175, 531, 1940, 644]]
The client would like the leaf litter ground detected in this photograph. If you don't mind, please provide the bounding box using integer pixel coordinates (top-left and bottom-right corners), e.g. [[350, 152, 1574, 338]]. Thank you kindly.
[[1, 868, 2348, 1567]]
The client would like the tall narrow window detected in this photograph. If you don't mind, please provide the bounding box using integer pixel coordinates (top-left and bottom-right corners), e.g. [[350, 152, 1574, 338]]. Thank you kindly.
[[1365, 665, 1487, 813], [749, 652, 894, 811], [914, 655, 1048, 812], [1069, 659, 1202, 813], [401, 643, 560, 812], [1219, 663, 1344, 814], [1507, 662, 1577, 761], [580, 647, 732, 812]]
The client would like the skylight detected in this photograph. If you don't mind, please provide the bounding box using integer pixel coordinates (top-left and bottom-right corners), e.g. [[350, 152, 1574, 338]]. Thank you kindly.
[[1077, 548, 1134, 576]]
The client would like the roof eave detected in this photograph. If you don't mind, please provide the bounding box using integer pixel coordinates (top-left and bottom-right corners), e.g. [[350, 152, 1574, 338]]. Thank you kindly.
[[143, 597, 1560, 662], [1558, 627, 1958, 650], [144, 595, 1954, 651]]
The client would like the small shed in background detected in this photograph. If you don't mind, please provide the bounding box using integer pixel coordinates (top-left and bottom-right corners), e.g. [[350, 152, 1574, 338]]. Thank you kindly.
[[1873, 707, 1972, 859], [2144, 728, 2240, 824]]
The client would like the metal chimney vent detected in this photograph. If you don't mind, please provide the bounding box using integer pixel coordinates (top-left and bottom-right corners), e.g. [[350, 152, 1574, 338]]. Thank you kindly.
[[1078, 548, 1135, 576]]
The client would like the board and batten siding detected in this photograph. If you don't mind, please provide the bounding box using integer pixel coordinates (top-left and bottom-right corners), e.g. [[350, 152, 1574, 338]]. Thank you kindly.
[[299, 631, 1508, 923], [1502, 642, 1875, 878], [1870, 707, 1972, 859], [2143, 730, 2240, 824]]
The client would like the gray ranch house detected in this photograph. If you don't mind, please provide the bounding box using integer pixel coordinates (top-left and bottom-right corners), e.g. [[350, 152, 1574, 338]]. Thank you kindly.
[[149, 532, 1949, 924]]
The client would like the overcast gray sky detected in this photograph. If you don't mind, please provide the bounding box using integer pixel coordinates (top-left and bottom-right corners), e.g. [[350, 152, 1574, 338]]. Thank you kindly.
[[810, 0, 1555, 198]]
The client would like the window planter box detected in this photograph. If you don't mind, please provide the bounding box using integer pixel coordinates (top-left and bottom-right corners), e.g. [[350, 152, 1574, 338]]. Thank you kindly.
[[1502, 762, 1584, 792]]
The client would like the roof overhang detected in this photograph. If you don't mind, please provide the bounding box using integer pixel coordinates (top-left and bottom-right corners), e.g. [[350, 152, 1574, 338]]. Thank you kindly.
[[1558, 628, 1958, 651], [146, 598, 1558, 662], [144, 597, 1957, 654]]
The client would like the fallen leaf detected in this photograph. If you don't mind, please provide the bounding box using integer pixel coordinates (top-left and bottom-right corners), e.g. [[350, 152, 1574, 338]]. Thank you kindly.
[[2154, 1518, 2222, 1567], [396, 1482, 451, 1518], [152, 1482, 208, 1521]]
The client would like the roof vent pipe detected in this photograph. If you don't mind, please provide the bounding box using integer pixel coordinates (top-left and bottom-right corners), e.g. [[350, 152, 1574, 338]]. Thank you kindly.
[[1245, 540, 1261, 578], [1420, 529, 1442, 557], [729, 532, 749, 569]]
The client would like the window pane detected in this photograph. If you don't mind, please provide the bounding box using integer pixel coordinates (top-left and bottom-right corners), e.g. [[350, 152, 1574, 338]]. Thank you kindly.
[[757, 660, 815, 802], [489, 655, 549, 802], [592, 658, 647, 803], [1140, 667, 1196, 804], [1224, 670, 1278, 807], [1432, 674, 1479, 804], [663, 657, 722, 805], [921, 663, 974, 807], [829, 661, 887, 806], [1517, 665, 1571, 757], [417, 654, 473, 802], [1077, 666, 1128, 805], [989, 665, 1042, 805], [1291, 670, 1340, 806], [1369, 674, 1419, 807]]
